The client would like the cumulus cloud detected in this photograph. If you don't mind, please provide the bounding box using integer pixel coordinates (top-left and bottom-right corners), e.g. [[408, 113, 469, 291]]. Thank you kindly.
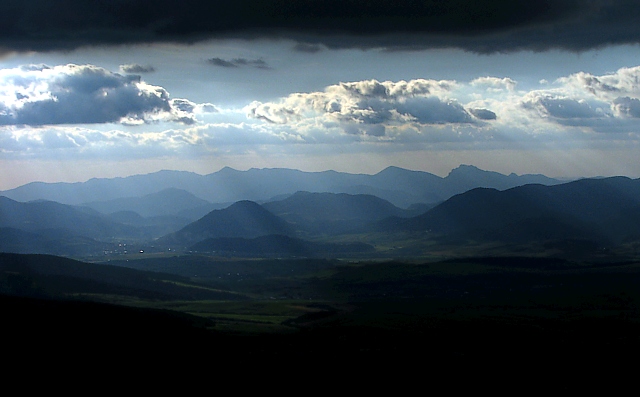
[[196, 103, 219, 114], [471, 77, 517, 92], [612, 97, 640, 118], [517, 66, 640, 131], [469, 108, 497, 120], [558, 67, 640, 99], [7, 65, 640, 163], [247, 67, 640, 143], [0, 64, 200, 126], [248, 79, 491, 137], [2, 1, 640, 53], [207, 58, 270, 69], [521, 94, 605, 120], [119, 64, 156, 74]]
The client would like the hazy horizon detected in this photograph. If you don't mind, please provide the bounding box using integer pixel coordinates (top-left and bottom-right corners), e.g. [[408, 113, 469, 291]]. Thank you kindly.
[[0, 161, 620, 192]]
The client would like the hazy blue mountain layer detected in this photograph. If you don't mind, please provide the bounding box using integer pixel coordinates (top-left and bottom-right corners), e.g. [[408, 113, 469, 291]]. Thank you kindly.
[[386, 176, 640, 245], [1, 165, 563, 208]]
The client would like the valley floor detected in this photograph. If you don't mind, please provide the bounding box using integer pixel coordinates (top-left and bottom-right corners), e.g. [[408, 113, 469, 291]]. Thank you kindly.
[[3, 252, 640, 390]]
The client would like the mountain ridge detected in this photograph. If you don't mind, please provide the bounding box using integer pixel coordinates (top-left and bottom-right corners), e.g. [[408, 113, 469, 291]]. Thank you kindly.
[[1, 165, 565, 208], [159, 200, 293, 247], [387, 176, 640, 245]]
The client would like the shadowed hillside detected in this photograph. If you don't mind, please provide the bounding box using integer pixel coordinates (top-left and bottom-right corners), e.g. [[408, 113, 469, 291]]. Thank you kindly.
[[263, 191, 423, 235], [159, 200, 293, 247], [0, 252, 241, 300], [385, 176, 640, 245]]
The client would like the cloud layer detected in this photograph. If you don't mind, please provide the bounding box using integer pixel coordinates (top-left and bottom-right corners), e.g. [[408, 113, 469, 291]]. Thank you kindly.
[[248, 67, 640, 144], [248, 79, 488, 138], [2, 1, 640, 53], [4, 64, 640, 161], [0, 64, 201, 125]]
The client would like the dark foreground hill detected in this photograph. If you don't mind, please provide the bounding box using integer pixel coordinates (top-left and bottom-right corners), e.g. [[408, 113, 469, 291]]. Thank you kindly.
[[8, 253, 636, 389], [0, 227, 108, 256], [0, 252, 239, 300]]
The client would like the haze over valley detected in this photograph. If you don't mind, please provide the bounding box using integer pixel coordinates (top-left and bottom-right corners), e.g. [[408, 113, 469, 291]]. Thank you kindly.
[[2, 164, 579, 257]]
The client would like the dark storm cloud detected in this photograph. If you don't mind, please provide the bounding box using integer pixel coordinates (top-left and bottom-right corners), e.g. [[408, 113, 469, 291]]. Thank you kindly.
[[208, 57, 270, 69], [231, 58, 270, 69], [119, 64, 156, 74], [393, 97, 475, 124], [469, 108, 497, 120], [1, 1, 640, 53], [207, 58, 239, 68]]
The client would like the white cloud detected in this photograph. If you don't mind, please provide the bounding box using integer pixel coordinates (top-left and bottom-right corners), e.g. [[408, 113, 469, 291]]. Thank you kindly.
[[245, 70, 640, 146], [5, 66, 640, 164], [247, 79, 490, 138], [0, 64, 199, 126], [470, 76, 517, 92]]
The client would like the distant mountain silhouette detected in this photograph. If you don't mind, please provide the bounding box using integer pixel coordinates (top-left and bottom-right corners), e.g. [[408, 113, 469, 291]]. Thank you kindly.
[[263, 191, 424, 235], [0, 227, 109, 256], [160, 200, 293, 247], [443, 164, 559, 194], [0, 195, 194, 255], [0, 165, 563, 208], [104, 211, 192, 238], [0, 196, 138, 240], [82, 188, 217, 219], [1, 170, 205, 205], [387, 176, 640, 245]]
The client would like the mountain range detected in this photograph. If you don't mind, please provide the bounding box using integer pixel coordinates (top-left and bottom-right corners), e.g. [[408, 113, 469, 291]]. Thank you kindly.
[[1, 165, 562, 208], [387, 176, 640, 246], [262, 191, 424, 235], [3, 165, 638, 259]]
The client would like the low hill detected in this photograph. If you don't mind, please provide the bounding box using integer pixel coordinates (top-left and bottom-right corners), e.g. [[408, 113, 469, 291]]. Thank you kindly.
[[390, 176, 640, 245], [82, 187, 217, 219], [0, 196, 139, 240], [262, 191, 423, 235], [159, 200, 293, 247], [0, 227, 109, 256], [0, 252, 240, 300]]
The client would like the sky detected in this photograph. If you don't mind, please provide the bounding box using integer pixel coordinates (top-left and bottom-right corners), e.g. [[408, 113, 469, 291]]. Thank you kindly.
[[3, 0, 640, 190]]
